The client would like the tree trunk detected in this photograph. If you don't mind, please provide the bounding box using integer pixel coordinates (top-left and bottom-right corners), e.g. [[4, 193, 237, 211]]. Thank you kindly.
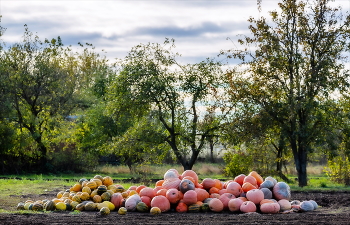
[[34, 135, 48, 173], [209, 137, 215, 163]]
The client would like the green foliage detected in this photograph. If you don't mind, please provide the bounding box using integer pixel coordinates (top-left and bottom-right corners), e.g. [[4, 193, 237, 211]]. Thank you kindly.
[[325, 155, 350, 186], [223, 150, 253, 177]]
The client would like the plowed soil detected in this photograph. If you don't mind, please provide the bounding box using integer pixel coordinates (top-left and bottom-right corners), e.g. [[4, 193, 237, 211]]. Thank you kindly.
[[0, 191, 349, 225]]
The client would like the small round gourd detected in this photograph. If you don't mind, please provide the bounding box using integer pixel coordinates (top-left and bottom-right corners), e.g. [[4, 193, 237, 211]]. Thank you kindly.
[[150, 206, 161, 215], [118, 207, 127, 215], [44, 200, 56, 211], [32, 203, 43, 211], [17, 202, 25, 210], [136, 201, 149, 212], [99, 206, 110, 215]]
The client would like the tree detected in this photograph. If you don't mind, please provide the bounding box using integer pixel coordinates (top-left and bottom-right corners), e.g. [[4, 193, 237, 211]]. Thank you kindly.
[[3, 26, 82, 172], [223, 0, 350, 186], [107, 39, 229, 170]]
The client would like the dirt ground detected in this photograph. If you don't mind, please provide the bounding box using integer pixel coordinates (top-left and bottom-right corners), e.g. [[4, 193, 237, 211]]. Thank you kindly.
[[0, 190, 349, 225]]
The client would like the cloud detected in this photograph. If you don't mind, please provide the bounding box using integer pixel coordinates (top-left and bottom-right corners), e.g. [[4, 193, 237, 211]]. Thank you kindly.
[[1, 0, 349, 65]]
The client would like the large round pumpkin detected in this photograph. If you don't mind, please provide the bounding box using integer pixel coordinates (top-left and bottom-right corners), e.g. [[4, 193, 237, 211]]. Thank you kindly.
[[208, 198, 224, 212], [272, 182, 291, 200], [111, 193, 123, 209], [182, 190, 197, 206], [260, 202, 280, 214], [166, 188, 181, 204], [246, 189, 264, 204], [151, 195, 170, 212], [228, 198, 244, 212], [194, 188, 210, 202], [179, 179, 195, 193], [139, 187, 156, 199], [240, 201, 256, 213], [219, 193, 235, 210], [226, 181, 242, 197], [125, 194, 141, 211]]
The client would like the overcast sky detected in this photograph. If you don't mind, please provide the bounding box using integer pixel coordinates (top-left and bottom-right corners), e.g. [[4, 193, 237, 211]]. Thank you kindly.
[[1, 0, 350, 64]]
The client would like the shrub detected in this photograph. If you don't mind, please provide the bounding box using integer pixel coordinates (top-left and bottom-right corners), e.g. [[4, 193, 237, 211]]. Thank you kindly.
[[223, 151, 253, 177], [324, 155, 350, 186]]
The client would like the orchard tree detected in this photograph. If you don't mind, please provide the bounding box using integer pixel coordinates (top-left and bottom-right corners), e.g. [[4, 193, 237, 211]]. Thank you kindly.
[[223, 0, 350, 186], [3, 26, 88, 172], [107, 39, 229, 170]]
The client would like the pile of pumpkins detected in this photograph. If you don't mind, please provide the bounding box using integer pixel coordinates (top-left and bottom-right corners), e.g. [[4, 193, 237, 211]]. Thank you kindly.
[[16, 169, 318, 215]]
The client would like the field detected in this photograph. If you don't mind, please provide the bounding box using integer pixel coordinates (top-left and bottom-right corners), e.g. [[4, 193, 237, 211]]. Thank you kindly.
[[0, 164, 350, 224]]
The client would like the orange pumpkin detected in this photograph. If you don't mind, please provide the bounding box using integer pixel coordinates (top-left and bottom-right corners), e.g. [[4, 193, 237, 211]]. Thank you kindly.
[[181, 170, 199, 185], [166, 188, 181, 204], [136, 185, 147, 194], [201, 178, 216, 190], [194, 188, 209, 202], [155, 180, 164, 187], [151, 195, 171, 212], [233, 174, 246, 186], [209, 187, 220, 194], [248, 171, 264, 186], [243, 175, 257, 187], [156, 188, 168, 197], [259, 199, 276, 205], [176, 202, 188, 213], [242, 182, 256, 193]]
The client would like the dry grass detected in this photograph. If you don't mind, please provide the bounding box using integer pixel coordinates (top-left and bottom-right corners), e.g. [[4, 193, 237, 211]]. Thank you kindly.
[[285, 164, 326, 176]]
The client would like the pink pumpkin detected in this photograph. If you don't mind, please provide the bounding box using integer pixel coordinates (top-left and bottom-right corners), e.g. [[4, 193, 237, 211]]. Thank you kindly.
[[162, 178, 181, 190], [260, 202, 280, 214], [208, 198, 224, 212], [240, 201, 256, 213], [182, 190, 197, 206], [140, 196, 152, 208], [228, 198, 244, 212], [151, 195, 171, 212], [219, 193, 235, 210], [246, 189, 264, 204], [139, 187, 155, 199], [110, 193, 123, 209], [226, 181, 242, 197]]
